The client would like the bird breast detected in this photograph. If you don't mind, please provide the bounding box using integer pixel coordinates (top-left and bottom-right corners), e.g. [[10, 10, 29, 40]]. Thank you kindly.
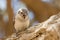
[[14, 18, 30, 32]]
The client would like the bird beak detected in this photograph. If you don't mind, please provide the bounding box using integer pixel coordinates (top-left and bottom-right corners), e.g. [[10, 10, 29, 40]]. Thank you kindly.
[[23, 14, 26, 19]]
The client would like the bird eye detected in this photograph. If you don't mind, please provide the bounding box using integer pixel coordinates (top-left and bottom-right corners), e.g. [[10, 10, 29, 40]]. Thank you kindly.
[[21, 12, 23, 14]]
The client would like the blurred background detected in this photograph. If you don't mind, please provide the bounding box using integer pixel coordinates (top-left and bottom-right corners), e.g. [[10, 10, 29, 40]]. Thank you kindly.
[[0, 0, 60, 39]]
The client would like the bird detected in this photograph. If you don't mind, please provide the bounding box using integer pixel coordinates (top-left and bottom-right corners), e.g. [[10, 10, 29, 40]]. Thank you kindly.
[[14, 8, 30, 32]]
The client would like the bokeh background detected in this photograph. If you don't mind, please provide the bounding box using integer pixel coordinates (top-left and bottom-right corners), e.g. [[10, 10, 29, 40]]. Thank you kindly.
[[0, 0, 60, 39]]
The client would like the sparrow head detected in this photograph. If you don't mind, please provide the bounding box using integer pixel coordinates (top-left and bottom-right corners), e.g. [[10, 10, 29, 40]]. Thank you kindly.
[[17, 8, 29, 21]]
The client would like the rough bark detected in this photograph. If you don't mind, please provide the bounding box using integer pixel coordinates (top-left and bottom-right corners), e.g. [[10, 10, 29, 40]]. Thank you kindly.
[[5, 12, 60, 40]]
